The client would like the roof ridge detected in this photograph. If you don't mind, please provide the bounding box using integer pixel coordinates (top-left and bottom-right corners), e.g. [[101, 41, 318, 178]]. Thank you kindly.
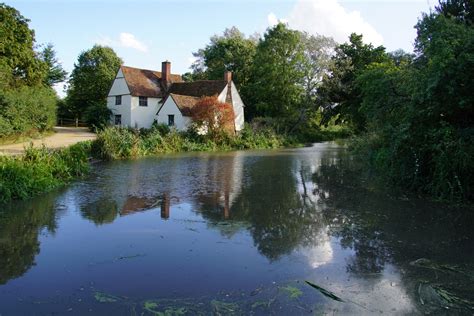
[[121, 65, 181, 77]]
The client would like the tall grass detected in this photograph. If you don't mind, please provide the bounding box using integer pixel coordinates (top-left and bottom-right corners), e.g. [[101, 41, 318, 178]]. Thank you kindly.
[[91, 125, 296, 160], [0, 142, 91, 202], [1, 124, 339, 202]]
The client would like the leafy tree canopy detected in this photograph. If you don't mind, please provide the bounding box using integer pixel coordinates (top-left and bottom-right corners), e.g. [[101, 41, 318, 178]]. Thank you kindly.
[[191, 26, 257, 88], [39, 43, 67, 87], [247, 23, 306, 120], [319, 33, 388, 131], [65, 45, 122, 126], [0, 3, 46, 87]]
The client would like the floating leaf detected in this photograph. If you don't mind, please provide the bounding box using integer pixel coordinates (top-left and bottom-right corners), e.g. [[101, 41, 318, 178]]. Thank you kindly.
[[280, 285, 303, 299], [305, 281, 344, 302], [94, 291, 121, 303], [211, 300, 240, 315], [410, 258, 473, 279], [417, 283, 474, 311]]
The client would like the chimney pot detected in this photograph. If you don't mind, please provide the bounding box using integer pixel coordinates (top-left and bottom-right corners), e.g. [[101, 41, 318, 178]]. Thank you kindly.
[[224, 71, 232, 83]]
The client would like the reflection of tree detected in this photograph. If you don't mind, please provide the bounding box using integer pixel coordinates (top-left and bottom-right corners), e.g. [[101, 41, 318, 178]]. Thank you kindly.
[[0, 194, 57, 285], [80, 198, 119, 225], [311, 149, 474, 277], [202, 155, 328, 261]]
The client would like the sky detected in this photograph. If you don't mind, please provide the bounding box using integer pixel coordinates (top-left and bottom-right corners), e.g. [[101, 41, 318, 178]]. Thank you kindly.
[[7, 0, 434, 96]]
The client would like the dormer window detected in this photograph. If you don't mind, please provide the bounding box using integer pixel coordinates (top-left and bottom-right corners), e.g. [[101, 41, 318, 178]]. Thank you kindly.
[[115, 95, 122, 105], [139, 96, 148, 107]]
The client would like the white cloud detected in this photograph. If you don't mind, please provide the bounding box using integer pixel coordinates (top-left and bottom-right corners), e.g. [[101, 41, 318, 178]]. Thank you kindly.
[[96, 32, 148, 53], [187, 56, 198, 65], [270, 0, 383, 46], [119, 33, 148, 52], [267, 12, 288, 27]]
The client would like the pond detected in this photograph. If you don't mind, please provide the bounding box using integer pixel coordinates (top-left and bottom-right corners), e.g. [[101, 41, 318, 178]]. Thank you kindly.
[[1, 142, 473, 315]]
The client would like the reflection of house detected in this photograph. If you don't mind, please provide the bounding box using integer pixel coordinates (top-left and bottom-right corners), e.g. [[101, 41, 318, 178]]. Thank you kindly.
[[160, 193, 170, 219], [119, 194, 175, 220], [193, 153, 244, 219], [107, 61, 245, 132], [120, 195, 159, 216]]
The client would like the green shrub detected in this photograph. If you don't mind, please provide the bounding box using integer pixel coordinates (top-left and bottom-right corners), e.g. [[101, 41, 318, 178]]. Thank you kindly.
[[0, 85, 57, 139], [0, 143, 91, 202], [91, 125, 296, 160]]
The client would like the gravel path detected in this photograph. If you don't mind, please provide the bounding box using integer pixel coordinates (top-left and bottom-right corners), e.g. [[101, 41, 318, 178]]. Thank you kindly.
[[0, 127, 96, 156]]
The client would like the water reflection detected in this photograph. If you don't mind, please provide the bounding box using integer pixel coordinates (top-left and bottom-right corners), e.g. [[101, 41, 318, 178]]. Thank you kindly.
[[0, 193, 58, 285], [0, 144, 472, 314]]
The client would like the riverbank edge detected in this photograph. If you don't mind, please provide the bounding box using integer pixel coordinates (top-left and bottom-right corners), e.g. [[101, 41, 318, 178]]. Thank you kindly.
[[1, 126, 345, 203]]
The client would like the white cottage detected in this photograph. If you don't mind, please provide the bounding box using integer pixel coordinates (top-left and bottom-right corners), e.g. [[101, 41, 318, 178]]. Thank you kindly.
[[107, 61, 245, 132]]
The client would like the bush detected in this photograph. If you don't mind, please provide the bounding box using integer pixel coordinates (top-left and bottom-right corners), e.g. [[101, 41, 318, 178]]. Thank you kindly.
[[91, 125, 296, 160], [0, 142, 91, 202], [0, 85, 57, 139]]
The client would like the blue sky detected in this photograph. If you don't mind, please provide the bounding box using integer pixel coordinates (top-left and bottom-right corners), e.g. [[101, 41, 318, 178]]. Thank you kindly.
[[7, 0, 433, 95]]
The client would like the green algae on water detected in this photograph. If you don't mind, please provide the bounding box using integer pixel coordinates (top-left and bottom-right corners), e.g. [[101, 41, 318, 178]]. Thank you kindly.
[[280, 285, 303, 299], [94, 291, 121, 303]]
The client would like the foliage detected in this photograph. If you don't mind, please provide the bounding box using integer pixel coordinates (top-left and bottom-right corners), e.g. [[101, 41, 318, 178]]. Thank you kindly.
[[189, 24, 341, 138], [38, 43, 67, 87], [0, 85, 57, 138], [0, 3, 46, 87], [0, 142, 91, 202], [65, 45, 122, 127], [348, 0, 474, 201], [319, 33, 387, 131], [190, 96, 235, 140], [0, 4, 59, 140], [288, 32, 336, 132], [91, 126, 295, 161], [191, 27, 257, 91], [247, 23, 306, 121]]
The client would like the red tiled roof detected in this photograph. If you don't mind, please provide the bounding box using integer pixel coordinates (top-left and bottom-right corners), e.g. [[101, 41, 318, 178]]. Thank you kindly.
[[169, 94, 201, 117], [121, 66, 183, 97], [167, 80, 228, 98]]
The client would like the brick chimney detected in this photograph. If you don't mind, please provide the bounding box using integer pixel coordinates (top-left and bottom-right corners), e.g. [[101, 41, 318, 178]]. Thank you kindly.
[[224, 70, 232, 83], [162, 60, 171, 85]]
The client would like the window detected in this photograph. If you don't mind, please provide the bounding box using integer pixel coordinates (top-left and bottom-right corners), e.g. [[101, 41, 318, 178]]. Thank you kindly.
[[168, 115, 175, 126], [115, 95, 122, 105], [114, 114, 122, 125], [139, 96, 148, 107]]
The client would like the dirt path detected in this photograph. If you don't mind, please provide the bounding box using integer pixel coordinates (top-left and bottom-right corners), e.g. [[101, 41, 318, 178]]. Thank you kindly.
[[0, 127, 96, 156]]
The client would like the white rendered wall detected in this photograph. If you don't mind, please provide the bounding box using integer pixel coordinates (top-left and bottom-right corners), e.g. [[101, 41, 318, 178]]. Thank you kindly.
[[108, 95, 132, 126], [107, 68, 132, 126], [156, 97, 191, 131], [231, 82, 245, 131], [130, 96, 161, 128]]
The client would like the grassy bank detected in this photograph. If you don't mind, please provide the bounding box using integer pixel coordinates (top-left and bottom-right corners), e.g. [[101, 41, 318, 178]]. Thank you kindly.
[[1, 125, 306, 202], [0, 142, 91, 202], [91, 125, 299, 160], [349, 132, 474, 203]]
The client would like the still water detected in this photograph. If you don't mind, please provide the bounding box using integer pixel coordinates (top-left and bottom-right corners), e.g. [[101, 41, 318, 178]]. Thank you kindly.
[[1, 143, 473, 315]]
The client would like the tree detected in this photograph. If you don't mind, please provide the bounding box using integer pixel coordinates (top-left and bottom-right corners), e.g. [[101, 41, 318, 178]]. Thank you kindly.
[[0, 4, 57, 138], [289, 32, 336, 133], [319, 33, 388, 131], [247, 23, 306, 121], [39, 43, 67, 87], [351, 0, 474, 201], [191, 27, 257, 111], [66, 45, 122, 128], [0, 3, 46, 87], [190, 96, 235, 139]]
